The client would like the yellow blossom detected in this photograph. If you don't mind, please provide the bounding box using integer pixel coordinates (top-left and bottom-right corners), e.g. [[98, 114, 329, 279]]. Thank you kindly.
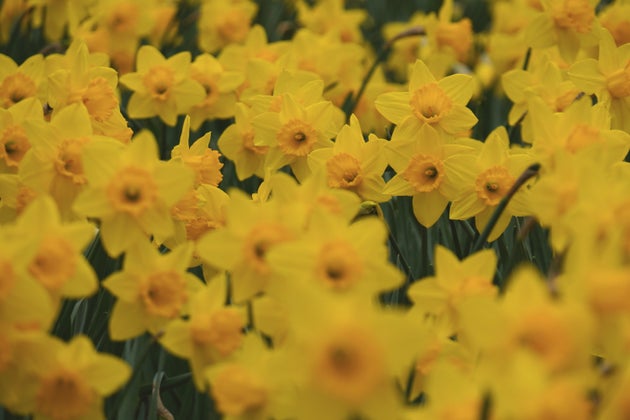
[[375, 59, 477, 137], [160, 273, 246, 391], [73, 130, 194, 256], [103, 241, 202, 340], [119, 45, 205, 126]]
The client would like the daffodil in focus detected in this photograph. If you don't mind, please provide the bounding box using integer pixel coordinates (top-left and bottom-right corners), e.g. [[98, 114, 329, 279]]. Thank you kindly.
[[119, 45, 205, 126], [73, 130, 194, 256], [448, 126, 533, 242], [103, 241, 202, 340], [375, 59, 477, 136], [252, 92, 341, 180], [14, 334, 130, 420], [383, 122, 477, 227], [160, 273, 246, 390], [308, 115, 389, 203]]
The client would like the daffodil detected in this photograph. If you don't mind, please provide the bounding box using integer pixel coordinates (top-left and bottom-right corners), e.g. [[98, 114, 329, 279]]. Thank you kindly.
[[160, 273, 246, 391], [169, 184, 229, 253], [103, 241, 202, 340], [375, 59, 477, 137], [382, 12, 429, 81], [448, 127, 534, 242], [265, 170, 362, 230], [569, 28, 630, 132], [218, 103, 268, 180], [296, 0, 367, 43], [308, 115, 389, 203], [280, 288, 416, 420], [206, 334, 295, 419], [408, 245, 497, 334], [252, 92, 341, 180], [27, 0, 92, 40], [171, 115, 223, 188], [15, 334, 130, 420], [73, 130, 194, 256], [188, 53, 244, 131], [0, 226, 54, 329], [119, 45, 205, 126], [524, 0, 600, 63], [19, 103, 112, 220], [0, 53, 46, 109], [12, 196, 97, 307], [46, 40, 132, 143], [383, 122, 477, 227], [0, 97, 43, 173], [266, 210, 404, 298], [197, 0, 258, 53], [196, 190, 300, 303], [501, 53, 581, 139]]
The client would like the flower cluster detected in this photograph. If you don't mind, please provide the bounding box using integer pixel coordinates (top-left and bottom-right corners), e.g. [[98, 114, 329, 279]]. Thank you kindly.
[[1, 0, 630, 419]]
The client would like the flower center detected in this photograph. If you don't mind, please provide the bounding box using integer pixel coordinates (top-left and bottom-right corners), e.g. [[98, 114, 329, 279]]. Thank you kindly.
[[326, 153, 362, 190], [36, 369, 95, 420], [28, 235, 77, 293], [106, 2, 139, 34], [0, 125, 30, 167], [276, 119, 318, 157], [217, 9, 251, 44], [190, 308, 244, 356], [402, 154, 445, 193], [474, 166, 515, 206], [54, 137, 90, 184], [435, 19, 473, 62], [314, 325, 385, 404], [512, 307, 573, 371], [0, 258, 15, 302], [211, 364, 268, 416], [551, 0, 595, 33], [106, 166, 158, 216], [316, 241, 363, 290], [183, 149, 224, 187], [243, 223, 293, 275], [0, 73, 37, 108], [143, 66, 175, 101], [193, 74, 221, 108], [607, 61, 630, 99], [409, 82, 453, 124], [565, 124, 601, 153], [80, 77, 118, 122], [140, 270, 187, 318], [15, 185, 37, 214]]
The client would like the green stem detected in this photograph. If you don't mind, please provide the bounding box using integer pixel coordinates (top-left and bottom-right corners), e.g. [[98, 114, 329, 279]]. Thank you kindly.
[[344, 26, 426, 120], [471, 163, 540, 253]]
